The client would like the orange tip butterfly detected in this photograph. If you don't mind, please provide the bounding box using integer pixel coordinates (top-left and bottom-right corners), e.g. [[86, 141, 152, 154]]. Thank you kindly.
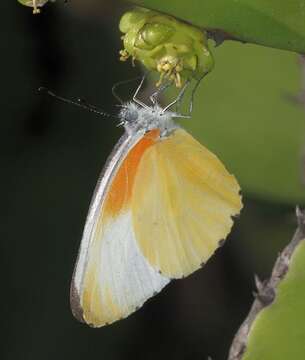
[[70, 80, 243, 327]]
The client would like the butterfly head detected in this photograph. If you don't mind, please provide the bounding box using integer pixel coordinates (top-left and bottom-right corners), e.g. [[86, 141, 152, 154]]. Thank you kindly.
[[119, 102, 177, 136]]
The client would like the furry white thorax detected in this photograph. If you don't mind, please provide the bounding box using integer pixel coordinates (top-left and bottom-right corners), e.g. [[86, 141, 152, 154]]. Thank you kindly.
[[119, 102, 179, 137]]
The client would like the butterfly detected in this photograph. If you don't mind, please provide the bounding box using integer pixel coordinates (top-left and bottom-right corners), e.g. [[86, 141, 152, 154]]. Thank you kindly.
[[70, 79, 242, 327]]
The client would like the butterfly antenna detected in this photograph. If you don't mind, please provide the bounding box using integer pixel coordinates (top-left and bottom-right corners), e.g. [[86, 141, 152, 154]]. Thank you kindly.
[[38, 87, 115, 119]]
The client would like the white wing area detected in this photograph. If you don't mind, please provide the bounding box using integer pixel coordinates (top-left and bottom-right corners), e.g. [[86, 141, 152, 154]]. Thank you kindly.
[[96, 212, 169, 324], [74, 211, 169, 327], [100, 213, 169, 308]]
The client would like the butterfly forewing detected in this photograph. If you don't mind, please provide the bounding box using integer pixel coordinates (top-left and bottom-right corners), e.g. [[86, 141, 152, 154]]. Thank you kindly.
[[70, 129, 169, 327]]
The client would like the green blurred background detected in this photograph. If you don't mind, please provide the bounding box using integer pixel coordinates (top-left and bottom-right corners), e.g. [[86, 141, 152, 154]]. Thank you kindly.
[[3, 1, 304, 359]]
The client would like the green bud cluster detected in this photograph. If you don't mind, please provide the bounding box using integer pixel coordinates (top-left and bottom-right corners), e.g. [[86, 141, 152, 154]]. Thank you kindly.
[[119, 8, 214, 87], [18, 0, 50, 14]]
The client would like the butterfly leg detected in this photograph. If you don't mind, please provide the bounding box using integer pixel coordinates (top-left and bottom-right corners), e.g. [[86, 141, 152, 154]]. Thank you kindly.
[[132, 73, 150, 109], [162, 80, 190, 113], [173, 74, 205, 118], [149, 82, 171, 105], [188, 74, 205, 115], [112, 76, 142, 104]]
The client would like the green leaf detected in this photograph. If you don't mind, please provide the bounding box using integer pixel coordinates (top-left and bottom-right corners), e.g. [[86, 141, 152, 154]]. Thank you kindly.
[[180, 41, 305, 204], [241, 236, 305, 359], [131, 0, 305, 54]]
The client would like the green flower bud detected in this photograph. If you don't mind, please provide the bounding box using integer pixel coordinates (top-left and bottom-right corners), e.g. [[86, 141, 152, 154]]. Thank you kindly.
[[18, 0, 49, 14], [135, 23, 174, 50], [119, 8, 214, 88]]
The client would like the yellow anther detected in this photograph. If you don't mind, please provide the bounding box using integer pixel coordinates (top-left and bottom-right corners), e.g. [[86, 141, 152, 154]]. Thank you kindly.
[[157, 63, 163, 72], [119, 49, 130, 62], [175, 63, 183, 72], [175, 72, 182, 88], [32, 0, 40, 14], [156, 72, 165, 87], [162, 63, 171, 72]]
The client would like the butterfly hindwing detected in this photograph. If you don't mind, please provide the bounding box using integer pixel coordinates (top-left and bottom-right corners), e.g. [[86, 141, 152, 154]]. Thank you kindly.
[[131, 128, 242, 278]]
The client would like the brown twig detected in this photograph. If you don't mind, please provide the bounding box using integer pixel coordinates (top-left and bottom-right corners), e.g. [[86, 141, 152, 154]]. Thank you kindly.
[[228, 207, 305, 360]]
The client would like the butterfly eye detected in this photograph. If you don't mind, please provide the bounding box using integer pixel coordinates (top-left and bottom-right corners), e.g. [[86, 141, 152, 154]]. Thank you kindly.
[[119, 8, 214, 88], [120, 107, 139, 124]]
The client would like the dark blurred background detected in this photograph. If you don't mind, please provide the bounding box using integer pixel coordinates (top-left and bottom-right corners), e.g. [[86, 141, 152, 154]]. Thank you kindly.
[[3, 1, 304, 359]]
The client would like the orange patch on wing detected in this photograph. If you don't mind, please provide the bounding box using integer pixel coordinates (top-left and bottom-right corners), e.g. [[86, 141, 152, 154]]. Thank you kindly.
[[103, 129, 160, 217]]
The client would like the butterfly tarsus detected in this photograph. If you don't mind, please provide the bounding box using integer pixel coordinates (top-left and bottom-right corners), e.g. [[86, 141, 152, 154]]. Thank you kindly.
[[149, 81, 171, 105], [162, 80, 190, 113]]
